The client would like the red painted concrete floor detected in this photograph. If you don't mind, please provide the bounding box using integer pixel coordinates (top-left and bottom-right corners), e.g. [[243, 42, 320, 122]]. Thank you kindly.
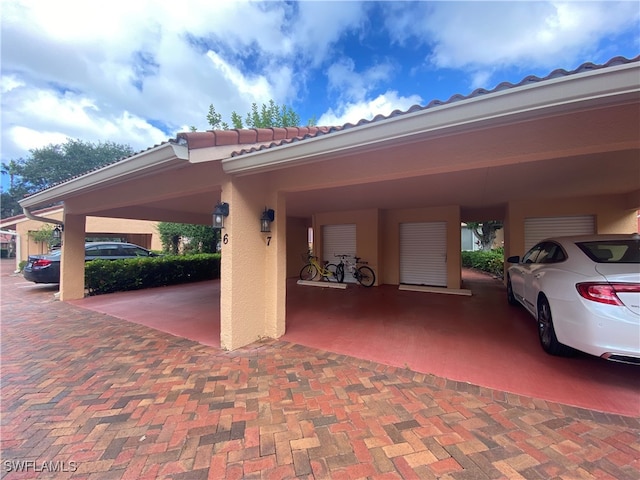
[[67, 269, 640, 417]]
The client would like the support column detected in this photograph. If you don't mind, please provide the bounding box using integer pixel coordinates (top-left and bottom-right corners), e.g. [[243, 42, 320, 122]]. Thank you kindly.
[[219, 176, 286, 350], [263, 191, 286, 340], [59, 213, 86, 301]]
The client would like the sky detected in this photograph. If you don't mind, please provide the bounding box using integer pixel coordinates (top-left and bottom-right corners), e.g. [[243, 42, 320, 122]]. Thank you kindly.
[[2, 0, 639, 191]]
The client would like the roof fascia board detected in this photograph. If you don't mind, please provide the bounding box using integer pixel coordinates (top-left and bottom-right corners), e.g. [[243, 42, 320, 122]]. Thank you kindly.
[[19, 143, 189, 208], [188, 145, 239, 163], [223, 62, 639, 175]]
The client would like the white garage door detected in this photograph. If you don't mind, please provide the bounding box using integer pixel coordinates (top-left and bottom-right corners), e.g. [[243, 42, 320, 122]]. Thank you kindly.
[[524, 215, 595, 251], [400, 222, 447, 287], [323, 224, 357, 282]]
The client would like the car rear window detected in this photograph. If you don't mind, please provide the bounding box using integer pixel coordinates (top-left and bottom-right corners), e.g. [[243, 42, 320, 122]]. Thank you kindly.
[[576, 240, 640, 263]]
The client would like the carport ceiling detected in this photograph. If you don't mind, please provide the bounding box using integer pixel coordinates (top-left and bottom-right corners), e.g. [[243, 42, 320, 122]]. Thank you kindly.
[[284, 149, 639, 219]]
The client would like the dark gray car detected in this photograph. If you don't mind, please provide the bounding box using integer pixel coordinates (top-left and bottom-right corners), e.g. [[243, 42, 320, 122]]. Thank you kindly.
[[23, 242, 159, 284]]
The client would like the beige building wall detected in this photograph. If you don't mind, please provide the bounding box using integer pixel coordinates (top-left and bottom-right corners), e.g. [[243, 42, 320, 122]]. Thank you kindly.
[[505, 194, 638, 260], [313, 208, 381, 285], [286, 216, 311, 278], [382, 205, 461, 288], [4, 209, 162, 263]]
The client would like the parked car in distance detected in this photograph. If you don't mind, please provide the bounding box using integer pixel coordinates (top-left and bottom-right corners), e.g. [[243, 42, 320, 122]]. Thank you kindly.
[[506, 234, 640, 364], [23, 242, 160, 284]]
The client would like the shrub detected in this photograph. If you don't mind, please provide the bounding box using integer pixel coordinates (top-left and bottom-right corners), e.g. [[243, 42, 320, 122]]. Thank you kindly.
[[85, 253, 220, 296], [461, 249, 504, 278]]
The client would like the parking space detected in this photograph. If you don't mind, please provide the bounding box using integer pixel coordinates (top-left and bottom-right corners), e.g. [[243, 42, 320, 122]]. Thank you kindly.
[[21, 260, 639, 418]]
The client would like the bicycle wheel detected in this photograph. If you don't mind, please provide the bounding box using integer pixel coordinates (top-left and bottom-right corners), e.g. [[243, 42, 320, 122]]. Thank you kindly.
[[335, 264, 345, 283], [299, 264, 318, 281], [326, 263, 340, 282], [356, 266, 375, 287]]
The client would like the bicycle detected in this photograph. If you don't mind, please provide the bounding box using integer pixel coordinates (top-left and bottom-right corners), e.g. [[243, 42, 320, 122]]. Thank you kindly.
[[334, 254, 376, 287], [299, 253, 340, 282]]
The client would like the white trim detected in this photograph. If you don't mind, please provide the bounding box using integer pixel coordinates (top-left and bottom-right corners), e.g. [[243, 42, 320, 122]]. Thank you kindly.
[[223, 63, 640, 175], [297, 280, 347, 289], [399, 284, 472, 296], [19, 143, 189, 208]]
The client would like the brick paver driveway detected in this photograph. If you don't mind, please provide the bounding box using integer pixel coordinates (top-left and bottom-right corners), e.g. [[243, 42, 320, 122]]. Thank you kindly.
[[2, 262, 639, 479]]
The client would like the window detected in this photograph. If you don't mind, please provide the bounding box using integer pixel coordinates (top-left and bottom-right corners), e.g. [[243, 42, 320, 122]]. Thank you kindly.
[[522, 245, 542, 264], [536, 242, 566, 264], [120, 246, 151, 257], [577, 240, 640, 263]]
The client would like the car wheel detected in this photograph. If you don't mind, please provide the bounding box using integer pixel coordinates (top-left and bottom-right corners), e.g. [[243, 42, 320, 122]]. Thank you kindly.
[[537, 296, 573, 356], [506, 275, 518, 306]]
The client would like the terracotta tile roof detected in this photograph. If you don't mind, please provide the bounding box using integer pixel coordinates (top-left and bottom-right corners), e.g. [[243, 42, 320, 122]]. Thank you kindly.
[[176, 126, 331, 150], [21, 55, 639, 199], [225, 55, 639, 158]]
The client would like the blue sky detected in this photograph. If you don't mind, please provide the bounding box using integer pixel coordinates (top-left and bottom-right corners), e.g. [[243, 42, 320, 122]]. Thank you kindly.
[[2, 1, 639, 191]]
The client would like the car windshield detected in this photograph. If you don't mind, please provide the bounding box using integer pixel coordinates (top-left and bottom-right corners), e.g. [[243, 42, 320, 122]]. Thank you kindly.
[[576, 239, 640, 263]]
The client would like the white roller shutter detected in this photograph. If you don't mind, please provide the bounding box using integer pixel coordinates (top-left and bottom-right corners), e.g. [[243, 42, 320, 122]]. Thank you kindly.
[[524, 215, 595, 251], [400, 222, 447, 287], [323, 224, 357, 282]]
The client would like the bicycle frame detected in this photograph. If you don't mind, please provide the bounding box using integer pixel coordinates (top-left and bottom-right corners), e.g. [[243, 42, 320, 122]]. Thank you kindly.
[[300, 253, 339, 282], [334, 254, 376, 287]]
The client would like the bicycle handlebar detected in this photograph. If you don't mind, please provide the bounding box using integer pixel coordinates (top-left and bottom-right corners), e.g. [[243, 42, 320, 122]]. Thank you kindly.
[[334, 254, 367, 264]]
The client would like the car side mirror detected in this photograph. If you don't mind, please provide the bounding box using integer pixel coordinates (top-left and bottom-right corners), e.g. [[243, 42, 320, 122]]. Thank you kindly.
[[507, 255, 520, 264]]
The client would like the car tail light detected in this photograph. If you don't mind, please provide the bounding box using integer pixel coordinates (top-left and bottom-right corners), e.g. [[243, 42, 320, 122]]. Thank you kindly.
[[32, 259, 52, 268], [576, 282, 640, 306]]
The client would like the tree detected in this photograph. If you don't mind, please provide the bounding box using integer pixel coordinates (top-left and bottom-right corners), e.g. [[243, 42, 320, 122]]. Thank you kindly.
[[157, 222, 218, 254], [1, 139, 133, 218], [466, 221, 503, 251], [159, 100, 307, 252], [206, 100, 302, 130], [28, 224, 60, 251]]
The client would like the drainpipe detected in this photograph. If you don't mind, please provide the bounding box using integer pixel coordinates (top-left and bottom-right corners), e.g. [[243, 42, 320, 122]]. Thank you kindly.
[[0, 229, 21, 273], [22, 206, 64, 228]]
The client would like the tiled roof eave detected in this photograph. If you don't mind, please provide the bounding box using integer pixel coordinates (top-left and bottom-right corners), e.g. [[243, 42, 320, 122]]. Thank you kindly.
[[221, 58, 640, 175], [222, 55, 638, 163], [19, 142, 189, 209]]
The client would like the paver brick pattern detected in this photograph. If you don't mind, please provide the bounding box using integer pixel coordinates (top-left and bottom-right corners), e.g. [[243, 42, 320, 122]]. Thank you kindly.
[[1, 275, 639, 479]]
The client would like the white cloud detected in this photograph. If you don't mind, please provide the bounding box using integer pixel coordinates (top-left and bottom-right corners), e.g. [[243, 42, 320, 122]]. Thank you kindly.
[[317, 91, 422, 126], [383, 1, 640, 85], [9, 127, 69, 155], [327, 57, 395, 102], [290, 1, 368, 67]]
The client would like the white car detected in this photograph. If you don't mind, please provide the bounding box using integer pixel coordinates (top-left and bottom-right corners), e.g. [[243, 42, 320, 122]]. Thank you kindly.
[[506, 234, 640, 364]]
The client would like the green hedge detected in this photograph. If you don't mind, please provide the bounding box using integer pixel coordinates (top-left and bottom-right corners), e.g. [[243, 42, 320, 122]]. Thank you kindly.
[[85, 253, 220, 296], [461, 249, 504, 278]]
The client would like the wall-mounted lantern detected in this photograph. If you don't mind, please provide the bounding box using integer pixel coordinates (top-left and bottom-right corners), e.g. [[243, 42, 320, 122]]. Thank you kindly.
[[260, 207, 275, 233], [212, 202, 229, 229], [52, 224, 63, 241]]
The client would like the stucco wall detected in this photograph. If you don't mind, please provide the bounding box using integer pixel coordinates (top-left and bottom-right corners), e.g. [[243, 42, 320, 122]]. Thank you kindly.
[[7, 210, 161, 263], [382, 205, 461, 288], [505, 194, 638, 259], [287, 216, 311, 278], [310, 206, 461, 288], [313, 208, 381, 285], [219, 175, 286, 350]]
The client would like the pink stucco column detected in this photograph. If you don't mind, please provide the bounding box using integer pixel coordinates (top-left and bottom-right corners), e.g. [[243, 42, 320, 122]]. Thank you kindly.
[[59, 213, 86, 301], [219, 177, 286, 350]]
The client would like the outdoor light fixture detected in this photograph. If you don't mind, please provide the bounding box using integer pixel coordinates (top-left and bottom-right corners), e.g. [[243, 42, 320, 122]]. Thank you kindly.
[[260, 207, 275, 233], [212, 202, 229, 229], [52, 224, 63, 241]]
